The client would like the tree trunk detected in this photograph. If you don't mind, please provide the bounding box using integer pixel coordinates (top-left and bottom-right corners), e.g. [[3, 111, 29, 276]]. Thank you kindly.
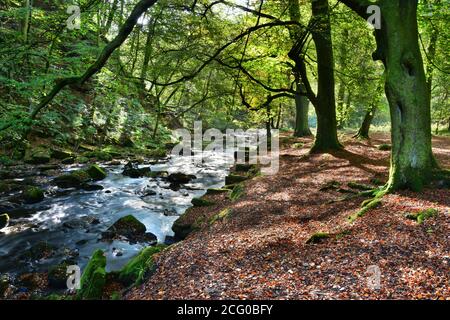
[[374, 0, 435, 191], [288, 0, 312, 137], [294, 83, 312, 136], [310, 0, 340, 152], [354, 105, 376, 139]]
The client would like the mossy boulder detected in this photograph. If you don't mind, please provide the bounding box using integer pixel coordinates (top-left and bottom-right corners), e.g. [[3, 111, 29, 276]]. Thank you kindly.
[[225, 174, 248, 185], [77, 249, 106, 300], [86, 164, 107, 180], [76, 156, 89, 164], [0, 213, 9, 230], [50, 148, 72, 160], [83, 150, 113, 161], [102, 215, 157, 243], [118, 244, 167, 286], [53, 170, 91, 188], [191, 197, 214, 207], [22, 186, 45, 204], [24, 146, 51, 164], [172, 210, 200, 240]]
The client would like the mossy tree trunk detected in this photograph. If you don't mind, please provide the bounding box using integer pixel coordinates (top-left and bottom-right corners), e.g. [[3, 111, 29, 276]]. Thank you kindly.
[[341, 0, 437, 191], [310, 0, 341, 153], [354, 105, 376, 139], [288, 0, 312, 137], [294, 83, 312, 137]]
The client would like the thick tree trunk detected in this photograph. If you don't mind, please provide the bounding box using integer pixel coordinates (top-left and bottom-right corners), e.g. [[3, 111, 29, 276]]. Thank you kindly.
[[288, 0, 312, 137], [310, 0, 340, 152], [374, 1, 435, 190], [294, 83, 312, 136], [354, 105, 376, 139]]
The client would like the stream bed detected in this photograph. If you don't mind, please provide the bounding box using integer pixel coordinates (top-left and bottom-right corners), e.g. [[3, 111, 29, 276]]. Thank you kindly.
[[0, 149, 233, 276]]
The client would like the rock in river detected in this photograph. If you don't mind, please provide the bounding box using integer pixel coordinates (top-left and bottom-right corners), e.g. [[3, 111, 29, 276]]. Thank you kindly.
[[122, 161, 151, 178], [102, 215, 157, 244]]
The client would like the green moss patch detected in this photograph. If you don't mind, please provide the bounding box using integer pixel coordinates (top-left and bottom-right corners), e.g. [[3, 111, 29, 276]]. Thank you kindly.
[[209, 208, 233, 225], [77, 249, 107, 300], [306, 232, 330, 244], [118, 244, 167, 286], [229, 184, 244, 201], [405, 208, 438, 224], [191, 197, 215, 207]]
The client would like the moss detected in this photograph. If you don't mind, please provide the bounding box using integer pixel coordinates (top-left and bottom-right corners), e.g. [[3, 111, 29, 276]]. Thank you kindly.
[[23, 186, 44, 204], [77, 249, 106, 300], [54, 170, 91, 188], [83, 151, 113, 161], [235, 164, 256, 172], [172, 214, 197, 240], [24, 146, 51, 164], [110, 291, 122, 300], [319, 180, 341, 191], [377, 144, 392, 151], [291, 142, 304, 149], [306, 232, 330, 244], [118, 244, 167, 286], [229, 184, 244, 201], [225, 174, 248, 185], [76, 156, 89, 164], [86, 164, 107, 180], [349, 199, 382, 222], [335, 230, 351, 240], [191, 197, 214, 207], [209, 208, 232, 225], [406, 208, 438, 224], [347, 182, 374, 191], [206, 188, 231, 195]]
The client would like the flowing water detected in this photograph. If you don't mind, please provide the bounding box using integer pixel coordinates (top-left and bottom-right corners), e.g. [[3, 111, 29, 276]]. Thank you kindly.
[[0, 149, 233, 275]]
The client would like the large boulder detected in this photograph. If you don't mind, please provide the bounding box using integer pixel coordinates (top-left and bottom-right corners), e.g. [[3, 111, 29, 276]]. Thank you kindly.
[[122, 162, 151, 178], [50, 148, 72, 160], [22, 186, 45, 204], [77, 249, 106, 300], [166, 173, 196, 184], [102, 215, 157, 244], [53, 165, 107, 188], [53, 170, 91, 188], [86, 164, 107, 180], [24, 146, 51, 164]]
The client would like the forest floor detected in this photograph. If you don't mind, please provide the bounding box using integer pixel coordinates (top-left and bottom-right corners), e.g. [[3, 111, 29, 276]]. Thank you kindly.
[[126, 132, 450, 300]]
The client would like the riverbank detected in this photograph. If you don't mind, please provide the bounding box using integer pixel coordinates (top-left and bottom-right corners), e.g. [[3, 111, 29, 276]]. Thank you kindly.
[[126, 133, 450, 300]]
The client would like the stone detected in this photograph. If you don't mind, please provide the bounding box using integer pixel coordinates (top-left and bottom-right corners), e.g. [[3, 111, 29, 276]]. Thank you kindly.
[[22, 186, 44, 204], [0, 213, 9, 230], [122, 161, 151, 178], [86, 164, 107, 180]]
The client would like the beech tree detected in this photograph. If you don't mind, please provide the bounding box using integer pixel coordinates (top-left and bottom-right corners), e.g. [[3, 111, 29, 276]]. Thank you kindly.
[[341, 0, 441, 191]]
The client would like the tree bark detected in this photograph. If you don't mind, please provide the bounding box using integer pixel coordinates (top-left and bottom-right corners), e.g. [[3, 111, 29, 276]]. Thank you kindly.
[[294, 83, 311, 136], [310, 0, 340, 152], [289, 0, 312, 137], [354, 105, 376, 139], [341, 0, 437, 191]]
